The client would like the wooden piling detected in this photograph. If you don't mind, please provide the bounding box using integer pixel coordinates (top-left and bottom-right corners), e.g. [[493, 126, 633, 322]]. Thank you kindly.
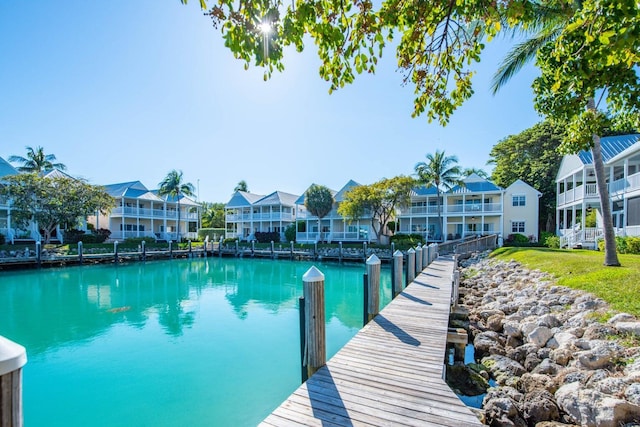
[[188, 240, 192, 257], [251, 240, 255, 257], [290, 241, 294, 260], [302, 266, 326, 379], [392, 250, 403, 298], [270, 241, 275, 259], [298, 297, 307, 383], [338, 242, 343, 264], [141, 240, 146, 261], [234, 240, 239, 257], [78, 241, 83, 265], [1, 336, 27, 427], [169, 241, 173, 259], [114, 241, 119, 265], [365, 254, 381, 323], [362, 273, 369, 327], [363, 242, 368, 263], [313, 242, 318, 260], [219, 237, 223, 258], [406, 248, 416, 285], [415, 244, 423, 273], [422, 242, 428, 267], [35, 241, 41, 269]]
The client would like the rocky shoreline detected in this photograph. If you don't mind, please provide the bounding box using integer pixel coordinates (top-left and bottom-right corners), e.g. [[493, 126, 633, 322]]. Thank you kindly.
[[457, 252, 640, 427]]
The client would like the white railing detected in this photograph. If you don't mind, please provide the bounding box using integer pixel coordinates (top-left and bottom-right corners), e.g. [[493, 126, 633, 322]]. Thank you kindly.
[[399, 206, 440, 215], [0, 228, 15, 244], [226, 214, 252, 221], [629, 172, 640, 193], [624, 225, 640, 237], [610, 178, 627, 194], [112, 207, 197, 220], [585, 184, 598, 196], [327, 232, 370, 242], [110, 230, 158, 240], [296, 232, 320, 242]]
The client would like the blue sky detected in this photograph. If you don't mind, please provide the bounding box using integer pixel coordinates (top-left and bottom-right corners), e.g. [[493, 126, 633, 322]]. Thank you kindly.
[[0, 1, 542, 203]]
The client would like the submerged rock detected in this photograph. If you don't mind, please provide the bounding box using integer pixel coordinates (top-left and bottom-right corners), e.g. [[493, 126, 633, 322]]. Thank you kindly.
[[446, 364, 490, 396]]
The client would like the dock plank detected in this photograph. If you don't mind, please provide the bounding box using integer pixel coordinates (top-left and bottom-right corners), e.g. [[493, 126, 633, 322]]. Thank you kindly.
[[261, 255, 482, 426]]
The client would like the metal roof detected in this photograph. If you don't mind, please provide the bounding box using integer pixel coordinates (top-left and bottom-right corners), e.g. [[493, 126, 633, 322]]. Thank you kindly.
[[577, 134, 640, 164], [411, 185, 439, 196], [0, 157, 18, 178], [103, 181, 149, 197], [451, 181, 503, 193], [255, 191, 300, 206], [334, 180, 360, 202], [226, 191, 265, 207]]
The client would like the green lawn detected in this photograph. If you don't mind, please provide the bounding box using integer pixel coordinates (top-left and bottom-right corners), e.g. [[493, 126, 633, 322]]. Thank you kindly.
[[491, 247, 640, 317]]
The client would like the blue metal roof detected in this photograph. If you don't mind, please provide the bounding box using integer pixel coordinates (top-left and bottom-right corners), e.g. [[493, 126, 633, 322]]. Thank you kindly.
[[0, 157, 18, 178], [412, 185, 438, 196], [451, 181, 502, 193], [577, 134, 640, 164], [103, 181, 149, 197]]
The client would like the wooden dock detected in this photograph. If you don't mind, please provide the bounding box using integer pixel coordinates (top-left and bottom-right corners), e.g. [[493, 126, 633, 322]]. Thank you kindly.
[[261, 255, 482, 427]]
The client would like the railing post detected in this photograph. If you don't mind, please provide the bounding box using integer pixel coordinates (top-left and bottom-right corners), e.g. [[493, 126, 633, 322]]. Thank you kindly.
[[392, 250, 403, 299], [141, 240, 146, 261], [0, 335, 27, 427], [35, 241, 41, 268], [338, 242, 343, 264], [78, 241, 83, 265], [415, 244, 423, 274], [406, 248, 416, 286], [365, 254, 381, 323], [114, 241, 119, 265], [302, 266, 326, 379]]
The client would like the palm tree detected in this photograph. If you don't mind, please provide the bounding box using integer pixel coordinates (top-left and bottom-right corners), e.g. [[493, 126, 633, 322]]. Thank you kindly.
[[8, 146, 66, 173], [414, 150, 463, 241], [491, 2, 620, 266], [234, 180, 249, 192], [463, 167, 489, 179], [158, 170, 195, 241], [304, 184, 334, 242]]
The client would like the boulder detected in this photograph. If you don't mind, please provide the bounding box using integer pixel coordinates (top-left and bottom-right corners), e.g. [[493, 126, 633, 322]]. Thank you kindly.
[[555, 382, 640, 427], [550, 348, 573, 366], [483, 388, 527, 427], [625, 383, 640, 405], [576, 341, 624, 370], [474, 331, 506, 359], [522, 390, 560, 426], [528, 326, 554, 348], [445, 364, 490, 396], [531, 359, 562, 376], [615, 322, 640, 337], [519, 373, 558, 394], [607, 313, 637, 324], [487, 313, 506, 332], [482, 355, 527, 383]]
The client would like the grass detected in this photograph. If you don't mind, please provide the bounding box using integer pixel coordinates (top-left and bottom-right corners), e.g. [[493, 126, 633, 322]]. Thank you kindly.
[[491, 247, 640, 317]]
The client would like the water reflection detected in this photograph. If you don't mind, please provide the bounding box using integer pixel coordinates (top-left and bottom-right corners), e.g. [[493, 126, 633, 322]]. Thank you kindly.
[[0, 258, 390, 355]]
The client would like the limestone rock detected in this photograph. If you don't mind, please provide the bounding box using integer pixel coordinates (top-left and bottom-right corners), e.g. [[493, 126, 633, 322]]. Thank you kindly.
[[528, 326, 554, 348], [522, 390, 560, 426]]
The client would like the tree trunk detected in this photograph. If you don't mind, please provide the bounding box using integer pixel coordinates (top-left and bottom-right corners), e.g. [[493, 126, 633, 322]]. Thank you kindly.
[[177, 199, 181, 242], [588, 99, 620, 266]]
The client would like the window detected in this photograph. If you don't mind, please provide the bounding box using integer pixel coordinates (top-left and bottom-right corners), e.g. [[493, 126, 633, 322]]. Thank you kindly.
[[188, 222, 197, 233], [512, 221, 525, 233], [512, 195, 526, 207]]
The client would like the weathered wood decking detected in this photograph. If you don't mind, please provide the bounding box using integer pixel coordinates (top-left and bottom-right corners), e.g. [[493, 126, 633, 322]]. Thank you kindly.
[[261, 255, 482, 427]]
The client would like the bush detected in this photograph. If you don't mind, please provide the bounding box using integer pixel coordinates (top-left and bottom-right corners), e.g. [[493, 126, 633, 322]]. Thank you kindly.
[[125, 236, 157, 245], [64, 229, 110, 244], [0, 233, 5, 245], [390, 233, 425, 249], [223, 237, 238, 245], [254, 231, 281, 243], [296, 221, 306, 232], [504, 233, 534, 247], [599, 236, 640, 254], [284, 224, 296, 242], [198, 228, 225, 242], [540, 231, 560, 248]]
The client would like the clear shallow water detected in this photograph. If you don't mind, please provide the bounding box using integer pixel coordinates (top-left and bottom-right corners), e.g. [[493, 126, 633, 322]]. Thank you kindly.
[[0, 257, 392, 426]]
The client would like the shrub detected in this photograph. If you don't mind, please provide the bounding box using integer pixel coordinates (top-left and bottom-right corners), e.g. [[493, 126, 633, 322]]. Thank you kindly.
[[284, 224, 296, 242], [625, 237, 640, 254], [0, 233, 5, 245], [198, 228, 225, 242], [63, 229, 87, 244], [504, 233, 532, 246], [95, 229, 111, 243], [125, 236, 157, 245], [544, 234, 560, 249], [296, 221, 306, 232], [599, 236, 640, 254], [223, 237, 238, 245], [390, 233, 424, 249], [254, 231, 281, 243]]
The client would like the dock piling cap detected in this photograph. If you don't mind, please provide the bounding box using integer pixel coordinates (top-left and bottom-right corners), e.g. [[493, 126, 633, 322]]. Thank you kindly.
[[393, 250, 403, 257], [366, 254, 380, 265], [0, 335, 27, 376], [303, 266, 325, 282]]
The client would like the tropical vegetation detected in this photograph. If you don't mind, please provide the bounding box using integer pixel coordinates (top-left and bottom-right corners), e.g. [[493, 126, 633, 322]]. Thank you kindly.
[[0, 173, 114, 243], [304, 184, 334, 242], [488, 121, 564, 232], [414, 150, 463, 239], [338, 176, 414, 244], [8, 146, 66, 173], [158, 170, 195, 241]]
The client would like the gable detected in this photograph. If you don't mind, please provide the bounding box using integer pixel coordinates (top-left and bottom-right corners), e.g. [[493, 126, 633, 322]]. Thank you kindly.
[[556, 154, 585, 181], [0, 157, 18, 178]]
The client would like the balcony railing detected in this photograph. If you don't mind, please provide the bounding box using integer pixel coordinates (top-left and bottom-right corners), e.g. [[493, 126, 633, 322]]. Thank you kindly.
[[558, 183, 599, 205], [111, 207, 198, 220]]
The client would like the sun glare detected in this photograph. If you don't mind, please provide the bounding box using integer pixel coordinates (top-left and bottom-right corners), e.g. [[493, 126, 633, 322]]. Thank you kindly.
[[258, 21, 272, 34]]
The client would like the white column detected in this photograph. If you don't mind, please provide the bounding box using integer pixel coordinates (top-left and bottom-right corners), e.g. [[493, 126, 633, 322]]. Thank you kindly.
[[136, 199, 140, 237], [624, 159, 629, 194], [121, 197, 125, 240]]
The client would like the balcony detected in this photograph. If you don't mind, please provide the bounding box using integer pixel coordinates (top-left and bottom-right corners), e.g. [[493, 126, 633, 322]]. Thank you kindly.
[[609, 171, 640, 196], [111, 207, 198, 220], [558, 183, 598, 206]]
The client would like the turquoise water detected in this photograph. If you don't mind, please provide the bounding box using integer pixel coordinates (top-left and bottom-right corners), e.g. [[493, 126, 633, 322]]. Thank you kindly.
[[0, 257, 391, 426]]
